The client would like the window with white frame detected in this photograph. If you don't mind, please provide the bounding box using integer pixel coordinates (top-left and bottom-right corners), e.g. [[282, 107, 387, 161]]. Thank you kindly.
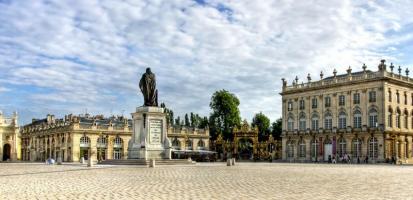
[[337, 137, 346, 157], [288, 101, 293, 111], [287, 117, 294, 131], [338, 112, 347, 129], [353, 110, 362, 128], [298, 139, 306, 158], [353, 93, 360, 104], [299, 114, 306, 131], [369, 91, 376, 103], [311, 114, 319, 130], [339, 95, 345, 106], [324, 113, 332, 129], [287, 141, 294, 158], [299, 99, 305, 110], [369, 137, 378, 158], [325, 96, 331, 107], [311, 139, 319, 158], [352, 138, 362, 158], [312, 98, 318, 108], [369, 109, 378, 128]]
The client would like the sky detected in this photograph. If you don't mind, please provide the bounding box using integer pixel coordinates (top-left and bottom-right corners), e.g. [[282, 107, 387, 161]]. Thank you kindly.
[[1, 0, 413, 125]]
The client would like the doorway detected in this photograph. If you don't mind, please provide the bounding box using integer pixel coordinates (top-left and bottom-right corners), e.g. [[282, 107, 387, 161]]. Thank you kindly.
[[324, 144, 332, 161], [3, 144, 11, 161]]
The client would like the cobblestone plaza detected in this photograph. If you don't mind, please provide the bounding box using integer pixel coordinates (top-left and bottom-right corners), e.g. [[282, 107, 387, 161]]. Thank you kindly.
[[1, 163, 412, 200]]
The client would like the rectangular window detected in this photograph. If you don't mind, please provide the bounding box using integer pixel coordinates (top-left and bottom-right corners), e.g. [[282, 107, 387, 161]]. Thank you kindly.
[[353, 116, 362, 128], [325, 118, 332, 129], [325, 97, 331, 107], [288, 102, 293, 111], [353, 93, 360, 104], [287, 121, 294, 131], [312, 98, 317, 108], [312, 119, 319, 130], [339, 95, 345, 106], [369, 115, 378, 128], [338, 117, 346, 129], [299, 121, 306, 131], [369, 91, 376, 103], [389, 91, 392, 102], [299, 100, 305, 110]]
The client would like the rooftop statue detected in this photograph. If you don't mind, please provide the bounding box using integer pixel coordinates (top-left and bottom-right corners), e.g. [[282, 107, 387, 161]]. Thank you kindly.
[[139, 67, 158, 107]]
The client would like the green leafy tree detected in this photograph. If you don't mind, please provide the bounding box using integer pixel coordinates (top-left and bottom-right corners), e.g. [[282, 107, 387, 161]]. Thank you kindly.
[[184, 113, 190, 126], [252, 112, 271, 141], [160, 102, 174, 126], [209, 90, 241, 140], [271, 118, 282, 140], [175, 116, 181, 126]]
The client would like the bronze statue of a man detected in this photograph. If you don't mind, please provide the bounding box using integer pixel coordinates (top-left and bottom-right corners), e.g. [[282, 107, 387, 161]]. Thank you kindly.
[[139, 68, 158, 106]]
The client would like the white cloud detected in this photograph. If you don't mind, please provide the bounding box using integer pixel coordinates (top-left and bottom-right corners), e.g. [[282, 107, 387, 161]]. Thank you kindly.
[[1, 0, 413, 123]]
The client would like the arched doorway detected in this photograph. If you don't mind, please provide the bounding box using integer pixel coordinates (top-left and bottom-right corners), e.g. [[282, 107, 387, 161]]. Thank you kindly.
[[3, 144, 11, 161], [238, 138, 254, 160], [324, 139, 332, 161]]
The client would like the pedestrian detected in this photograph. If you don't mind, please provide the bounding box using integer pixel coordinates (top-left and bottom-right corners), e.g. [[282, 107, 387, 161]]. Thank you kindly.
[[357, 156, 360, 164], [364, 155, 369, 164], [332, 155, 336, 164]]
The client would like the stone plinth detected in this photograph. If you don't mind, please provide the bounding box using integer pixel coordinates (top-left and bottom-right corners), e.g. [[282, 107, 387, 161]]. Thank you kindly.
[[128, 106, 171, 160]]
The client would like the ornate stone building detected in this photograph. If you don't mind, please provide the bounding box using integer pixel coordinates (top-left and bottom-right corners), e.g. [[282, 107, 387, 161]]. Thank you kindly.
[[21, 114, 210, 162], [0, 111, 20, 161], [281, 60, 413, 163]]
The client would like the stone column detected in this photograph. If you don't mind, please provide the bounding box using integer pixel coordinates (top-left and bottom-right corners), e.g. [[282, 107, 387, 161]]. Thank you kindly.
[[281, 137, 287, 160], [400, 135, 406, 159], [407, 136, 412, 158]]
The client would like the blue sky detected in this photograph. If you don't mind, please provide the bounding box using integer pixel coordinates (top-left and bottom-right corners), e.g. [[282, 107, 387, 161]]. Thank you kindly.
[[1, 0, 413, 124]]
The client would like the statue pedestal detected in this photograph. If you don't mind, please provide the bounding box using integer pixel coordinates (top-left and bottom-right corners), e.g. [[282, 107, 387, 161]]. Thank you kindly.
[[128, 106, 171, 160]]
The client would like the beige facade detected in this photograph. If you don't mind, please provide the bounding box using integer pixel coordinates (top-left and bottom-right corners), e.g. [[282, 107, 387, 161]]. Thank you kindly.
[[280, 60, 413, 164], [0, 111, 20, 161], [21, 114, 210, 162]]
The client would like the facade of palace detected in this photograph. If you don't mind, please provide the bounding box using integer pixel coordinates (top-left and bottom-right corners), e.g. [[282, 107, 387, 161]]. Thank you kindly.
[[280, 60, 413, 164], [0, 111, 20, 161], [20, 114, 210, 162]]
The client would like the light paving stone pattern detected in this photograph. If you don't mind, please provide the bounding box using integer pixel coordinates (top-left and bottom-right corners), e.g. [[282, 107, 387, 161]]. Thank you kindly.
[[1, 162, 413, 200]]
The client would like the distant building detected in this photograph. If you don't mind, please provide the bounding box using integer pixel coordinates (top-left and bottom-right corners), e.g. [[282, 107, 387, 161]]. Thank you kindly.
[[280, 60, 413, 163], [21, 113, 210, 162], [0, 111, 20, 161]]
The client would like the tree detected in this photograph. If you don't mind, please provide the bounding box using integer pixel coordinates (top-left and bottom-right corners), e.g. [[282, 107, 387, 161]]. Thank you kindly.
[[271, 118, 282, 140], [199, 116, 209, 129], [161, 102, 174, 126], [175, 116, 181, 126], [209, 90, 241, 140], [184, 113, 190, 126], [252, 112, 271, 141]]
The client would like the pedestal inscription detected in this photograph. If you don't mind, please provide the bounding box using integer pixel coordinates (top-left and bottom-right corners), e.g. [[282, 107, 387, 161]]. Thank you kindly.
[[149, 119, 162, 144]]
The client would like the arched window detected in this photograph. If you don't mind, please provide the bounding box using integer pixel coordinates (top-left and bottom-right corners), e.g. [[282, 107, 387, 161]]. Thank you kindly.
[[311, 139, 319, 159], [186, 139, 193, 150], [287, 140, 294, 158], [388, 107, 393, 127], [369, 137, 378, 158], [404, 110, 409, 129], [324, 112, 332, 129], [337, 137, 346, 157], [114, 136, 123, 148], [172, 138, 181, 149], [80, 136, 90, 147], [287, 116, 294, 131], [299, 113, 306, 131], [298, 139, 306, 158], [338, 112, 347, 129], [97, 136, 107, 148], [396, 109, 401, 128], [353, 110, 362, 128], [311, 113, 319, 130], [197, 140, 205, 150], [369, 108, 378, 128], [352, 138, 362, 158]]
